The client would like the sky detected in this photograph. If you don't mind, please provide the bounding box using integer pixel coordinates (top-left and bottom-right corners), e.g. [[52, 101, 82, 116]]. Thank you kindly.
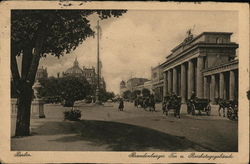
[[37, 10, 238, 94]]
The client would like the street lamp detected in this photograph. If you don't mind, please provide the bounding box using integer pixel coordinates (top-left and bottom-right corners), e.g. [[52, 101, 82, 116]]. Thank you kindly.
[[95, 20, 102, 105]]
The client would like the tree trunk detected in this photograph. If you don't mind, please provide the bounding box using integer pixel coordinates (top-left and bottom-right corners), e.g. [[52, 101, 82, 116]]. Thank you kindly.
[[15, 82, 33, 136], [14, 24, 46, 137]]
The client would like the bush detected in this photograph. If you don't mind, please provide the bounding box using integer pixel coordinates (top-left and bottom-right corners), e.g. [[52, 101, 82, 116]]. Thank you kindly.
[[63, 109, 81, 121]]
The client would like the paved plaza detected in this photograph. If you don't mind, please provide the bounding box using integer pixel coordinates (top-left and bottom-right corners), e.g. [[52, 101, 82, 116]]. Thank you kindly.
[[11, 102, 238, 152]]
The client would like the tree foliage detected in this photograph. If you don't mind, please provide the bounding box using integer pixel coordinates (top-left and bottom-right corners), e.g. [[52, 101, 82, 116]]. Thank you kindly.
[[142, 88, 151, 98], [11, 9, 126, 136], [131, 90, 141, 99], [59, 75, 91, 106], [123, 90, 131, 100], [99, 89, 115, 102]]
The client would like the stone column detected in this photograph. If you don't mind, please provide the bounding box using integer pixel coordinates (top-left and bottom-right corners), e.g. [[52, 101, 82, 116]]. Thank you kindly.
[[181, 64, 186, 103], [196, 56, 204, 98], [173, 67, 177, 94], [168, 70, 172, 93], [203, 76, 208, 99], [210, 75, 215, 103], [188, 60, 194, 99], [229, 70, 235, 100], [219, 73, 225, 99], [163, 72, 167, 97]]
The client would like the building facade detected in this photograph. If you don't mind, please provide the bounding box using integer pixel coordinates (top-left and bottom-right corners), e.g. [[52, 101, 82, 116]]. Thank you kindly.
[[151, 65, 164, 101], [161, 32, 238, 103], [120, 80, 127, 96], [63, 58, 106, 89], [126, 78, 149, 92]]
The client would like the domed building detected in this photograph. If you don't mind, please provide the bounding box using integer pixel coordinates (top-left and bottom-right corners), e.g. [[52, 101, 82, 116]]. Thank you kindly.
[[62, 57, 106, 90], [63, 58, 84, 76]]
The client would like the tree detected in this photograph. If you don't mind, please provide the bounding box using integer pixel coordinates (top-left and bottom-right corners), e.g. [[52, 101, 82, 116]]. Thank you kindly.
[[39, 77, 60, 98], [99, 90, 115, 102], [123, 90, 131, 100], [11, 10, 126, 136], [131, 90, 141, 100], [142, 88, 151, 98], [59, 75, 91, 107]]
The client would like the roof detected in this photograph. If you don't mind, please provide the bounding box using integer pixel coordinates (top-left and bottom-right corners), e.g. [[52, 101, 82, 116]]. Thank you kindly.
[[65, 58, 83, 74], [171, 32, 233, 53]]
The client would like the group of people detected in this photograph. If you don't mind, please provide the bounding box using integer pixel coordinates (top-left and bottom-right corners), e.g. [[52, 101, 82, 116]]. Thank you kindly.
[[134, 94, 156, 112], [118, 94, 156, 112], [161, 92, 182, 115]]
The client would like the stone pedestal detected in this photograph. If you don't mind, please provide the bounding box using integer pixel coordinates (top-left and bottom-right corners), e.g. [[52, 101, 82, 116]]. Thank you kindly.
[[31, 99, 45, 118]]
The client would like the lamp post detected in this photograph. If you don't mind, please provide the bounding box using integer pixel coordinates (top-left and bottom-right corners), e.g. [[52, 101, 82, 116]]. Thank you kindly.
[[95, 20, 102, 105]]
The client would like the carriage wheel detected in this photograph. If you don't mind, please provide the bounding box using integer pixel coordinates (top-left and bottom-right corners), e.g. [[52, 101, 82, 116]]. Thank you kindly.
[[191, 104, 195, 115], [206, 105, 211, 116]]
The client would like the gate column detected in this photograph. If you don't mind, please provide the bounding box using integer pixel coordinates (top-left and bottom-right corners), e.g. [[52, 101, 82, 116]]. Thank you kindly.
[[219, 73, 225, 99], [188, 60, 194, 99], [196, 56, 204, 98], [163, 72, 167, 97], [173, 67, 177, 94], [229, 70, 235, 100], [210, 74, 215, 103], [167, 70, 172, 93], [181, 64, 186, 103]]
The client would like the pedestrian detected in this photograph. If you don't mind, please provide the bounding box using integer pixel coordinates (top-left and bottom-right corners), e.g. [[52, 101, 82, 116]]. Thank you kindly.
[[118, 98, 124, 111]]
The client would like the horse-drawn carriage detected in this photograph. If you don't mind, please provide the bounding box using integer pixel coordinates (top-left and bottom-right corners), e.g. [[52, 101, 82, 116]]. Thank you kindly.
[[163, 95, 182, 118], [187, 98, 211, 116], [215, 98, 238, 120]]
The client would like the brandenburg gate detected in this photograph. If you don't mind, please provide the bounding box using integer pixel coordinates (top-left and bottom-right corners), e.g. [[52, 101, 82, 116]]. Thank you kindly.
[[161, 32, 238, 103]]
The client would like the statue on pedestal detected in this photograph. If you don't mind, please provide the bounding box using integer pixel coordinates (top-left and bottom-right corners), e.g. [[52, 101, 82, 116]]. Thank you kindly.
[[32, 80, 45, 118]]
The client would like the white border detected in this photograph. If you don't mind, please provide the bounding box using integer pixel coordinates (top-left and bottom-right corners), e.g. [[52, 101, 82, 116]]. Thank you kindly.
[[0, 1, 249, 163]]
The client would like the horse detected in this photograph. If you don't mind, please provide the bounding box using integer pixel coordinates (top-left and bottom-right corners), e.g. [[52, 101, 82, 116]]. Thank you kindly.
[[215, 98, 230, 117], [165, 95, 181, 118], [162, 96, 170, 114]]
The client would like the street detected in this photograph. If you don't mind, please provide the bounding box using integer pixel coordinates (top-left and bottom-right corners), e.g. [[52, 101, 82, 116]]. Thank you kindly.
[[11, 102, 238, 152]]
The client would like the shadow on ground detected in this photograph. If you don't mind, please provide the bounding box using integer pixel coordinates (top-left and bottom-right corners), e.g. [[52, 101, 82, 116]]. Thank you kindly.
[[31, 120, 210, 151]]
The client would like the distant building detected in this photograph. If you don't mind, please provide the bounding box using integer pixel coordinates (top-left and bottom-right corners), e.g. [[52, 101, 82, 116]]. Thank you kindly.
[[151, 64, 164, 101], [63, 58, 106, 90], [120, 80, 127, 96], [135, 80, 153, 93], [82, 66, 96, 85], [126, 77, 149, 92]]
